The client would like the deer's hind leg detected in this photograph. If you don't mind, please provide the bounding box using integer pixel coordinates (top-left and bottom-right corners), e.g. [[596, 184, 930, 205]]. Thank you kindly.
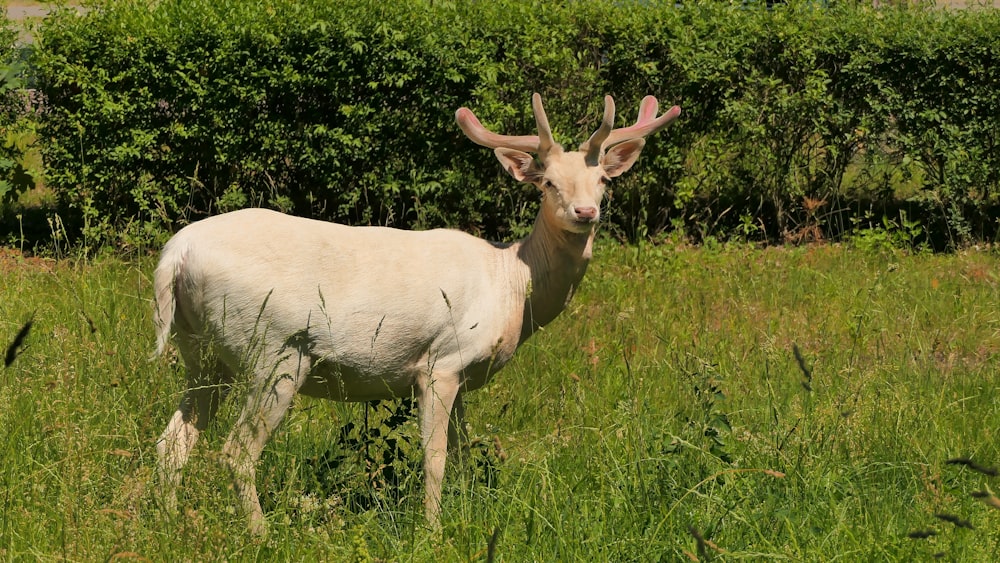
[[222, 349, 312, 535], [156, 333, 234, 513]]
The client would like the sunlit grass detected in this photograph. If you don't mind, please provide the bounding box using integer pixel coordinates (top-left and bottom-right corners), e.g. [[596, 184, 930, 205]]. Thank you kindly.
[[1, 242, 999, 560]]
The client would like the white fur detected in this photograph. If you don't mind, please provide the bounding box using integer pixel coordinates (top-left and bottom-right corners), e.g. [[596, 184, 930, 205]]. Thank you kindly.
[[153, 94, 679, 533]]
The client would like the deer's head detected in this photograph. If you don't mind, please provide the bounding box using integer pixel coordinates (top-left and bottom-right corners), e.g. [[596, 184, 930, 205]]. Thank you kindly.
[[456, 94, 681, 235]]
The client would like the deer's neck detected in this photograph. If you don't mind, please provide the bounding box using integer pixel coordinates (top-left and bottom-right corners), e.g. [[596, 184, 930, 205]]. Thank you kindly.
[[513, 214, 595, 343]]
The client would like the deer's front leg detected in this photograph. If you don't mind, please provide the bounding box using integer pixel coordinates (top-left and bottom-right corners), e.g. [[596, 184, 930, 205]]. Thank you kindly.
[[418, 372, 461, 528]]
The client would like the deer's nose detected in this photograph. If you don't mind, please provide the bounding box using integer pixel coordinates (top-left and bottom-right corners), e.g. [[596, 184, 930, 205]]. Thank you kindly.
[[574, 206, 598, 221]]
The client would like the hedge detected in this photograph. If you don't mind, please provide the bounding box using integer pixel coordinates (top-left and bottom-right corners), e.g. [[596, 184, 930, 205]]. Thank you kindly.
[[0, 9, 34, 208], [21, 0, 1000, 249]]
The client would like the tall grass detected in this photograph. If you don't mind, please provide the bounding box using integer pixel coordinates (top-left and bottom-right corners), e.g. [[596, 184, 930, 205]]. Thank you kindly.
[[1, 243, 999, 560]]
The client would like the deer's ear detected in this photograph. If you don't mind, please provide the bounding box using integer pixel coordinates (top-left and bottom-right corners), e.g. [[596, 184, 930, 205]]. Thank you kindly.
[[495, 148, 544, 183], [602, 139, 646, 178]]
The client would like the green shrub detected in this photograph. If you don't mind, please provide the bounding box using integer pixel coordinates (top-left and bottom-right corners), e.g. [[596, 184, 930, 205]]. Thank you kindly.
[[33, 0, 611, 247], [28, 0, 1000, 249], [0, 10, 36, 210], [852, 7, 1000, 247]]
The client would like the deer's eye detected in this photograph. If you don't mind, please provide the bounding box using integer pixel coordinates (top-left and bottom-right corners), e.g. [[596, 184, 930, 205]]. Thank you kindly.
[[541, 179, 555, 190]]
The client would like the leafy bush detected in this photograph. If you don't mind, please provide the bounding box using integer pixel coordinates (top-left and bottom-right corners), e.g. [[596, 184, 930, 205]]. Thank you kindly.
[[851, 7, 1000, 247], [0, 10, 36, 210], [33, 0, 612, 247], [27, 0, 1000, 249]]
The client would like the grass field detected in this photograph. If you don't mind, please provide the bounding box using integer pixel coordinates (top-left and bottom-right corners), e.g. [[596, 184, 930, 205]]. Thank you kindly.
[[1, 241, 999, 560]]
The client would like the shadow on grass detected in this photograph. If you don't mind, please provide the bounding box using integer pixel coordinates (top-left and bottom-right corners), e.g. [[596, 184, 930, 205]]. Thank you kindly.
[[258, 398, 504, 525]]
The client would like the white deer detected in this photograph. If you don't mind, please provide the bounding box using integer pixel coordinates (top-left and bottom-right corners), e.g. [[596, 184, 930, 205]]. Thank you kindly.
[[153, 93, 680, 533]]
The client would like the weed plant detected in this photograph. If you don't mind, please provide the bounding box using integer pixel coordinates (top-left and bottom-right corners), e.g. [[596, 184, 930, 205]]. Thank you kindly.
[[1, 243, 999, 560]]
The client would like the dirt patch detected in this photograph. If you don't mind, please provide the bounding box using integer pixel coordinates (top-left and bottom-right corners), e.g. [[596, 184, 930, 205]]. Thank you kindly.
[[4, 1, 87, 43], [5, 1, 84, 20], [0, 246, 56, 274]]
